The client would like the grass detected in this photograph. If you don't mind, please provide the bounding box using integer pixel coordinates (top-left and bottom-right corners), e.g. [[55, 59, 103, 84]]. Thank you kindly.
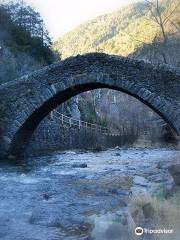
[[128, 191, 180, 239]]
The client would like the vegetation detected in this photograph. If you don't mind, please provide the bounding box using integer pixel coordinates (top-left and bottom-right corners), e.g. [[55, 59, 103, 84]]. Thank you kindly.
[[53, 0, 179, 143], [54, 0, 180, 66], [129, 191, 180, 239], [0, 0, 58, 84]]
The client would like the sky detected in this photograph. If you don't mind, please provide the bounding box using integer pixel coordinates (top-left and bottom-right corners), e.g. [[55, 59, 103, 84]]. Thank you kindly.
[[24, 0, 137, 40]]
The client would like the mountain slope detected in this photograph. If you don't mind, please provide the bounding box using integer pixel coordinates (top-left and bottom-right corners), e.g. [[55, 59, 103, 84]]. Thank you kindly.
[[53, 0, 179, 143], [54, 0, 180, 66]]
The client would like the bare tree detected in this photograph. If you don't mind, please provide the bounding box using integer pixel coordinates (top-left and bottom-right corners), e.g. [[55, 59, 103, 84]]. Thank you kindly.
[[144, 0, 180, 63]]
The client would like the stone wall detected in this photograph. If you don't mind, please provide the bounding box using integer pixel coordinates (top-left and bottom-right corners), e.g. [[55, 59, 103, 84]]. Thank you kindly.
[[24, 117, 126, 157]]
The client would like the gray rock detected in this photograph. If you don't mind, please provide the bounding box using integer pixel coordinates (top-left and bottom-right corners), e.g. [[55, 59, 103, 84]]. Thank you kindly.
[[108, 188, 118, 195], [72, 163, 88, 168], [142, 203, 155, 219], [92, 146, 104, 152], [168, 164, 180, 185], [102, 224, 130, 240], [157, 162, 163, 169], [133, 176, 149, 187], [115, 146, 121, 150], [115, 153, 121, 156]]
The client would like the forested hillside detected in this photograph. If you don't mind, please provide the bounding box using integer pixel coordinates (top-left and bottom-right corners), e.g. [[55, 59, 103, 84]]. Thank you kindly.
[[54, 0, 179, 144], [0, 1, 57, 84], [54, 0, 180, 66]]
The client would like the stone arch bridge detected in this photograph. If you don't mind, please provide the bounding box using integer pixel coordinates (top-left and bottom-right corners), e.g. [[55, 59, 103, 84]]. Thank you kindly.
[[0, 53, 179, 160]]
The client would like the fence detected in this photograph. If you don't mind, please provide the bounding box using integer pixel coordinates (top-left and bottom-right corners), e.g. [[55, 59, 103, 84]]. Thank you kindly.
[[52, 110, 121, 136]]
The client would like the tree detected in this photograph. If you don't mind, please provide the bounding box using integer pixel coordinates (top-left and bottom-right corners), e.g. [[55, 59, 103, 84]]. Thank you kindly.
[[143, 0, 180, 63], [0, 1, 59, 83], [3, 0, 51, 46]]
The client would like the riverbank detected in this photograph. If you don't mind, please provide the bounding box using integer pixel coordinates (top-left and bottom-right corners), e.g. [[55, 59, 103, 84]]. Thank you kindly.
[[0, 148, 179, 239]]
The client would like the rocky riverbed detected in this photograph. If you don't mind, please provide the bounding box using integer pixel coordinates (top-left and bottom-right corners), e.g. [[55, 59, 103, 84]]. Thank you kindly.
[[0, 148, 179, 240]]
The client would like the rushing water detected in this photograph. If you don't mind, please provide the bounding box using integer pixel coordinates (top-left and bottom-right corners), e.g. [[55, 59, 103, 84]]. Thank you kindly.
[[0, 148, 179, 240]]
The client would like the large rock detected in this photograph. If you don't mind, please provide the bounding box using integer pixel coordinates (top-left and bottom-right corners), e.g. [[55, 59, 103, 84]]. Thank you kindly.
[[168, 164, 180, 185], [142, 203, 155, 219], [72, 163, 87, 168]]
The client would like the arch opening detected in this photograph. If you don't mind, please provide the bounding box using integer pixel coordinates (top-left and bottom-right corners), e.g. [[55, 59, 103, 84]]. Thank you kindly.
[[8, 82, 178, 160]]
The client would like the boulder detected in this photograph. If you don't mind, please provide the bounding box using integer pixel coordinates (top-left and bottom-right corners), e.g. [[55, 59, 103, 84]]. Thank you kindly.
[[72, 163, 87, 168], [115, 153, 121, 156], [133, 176, 149, 187], [142, 203, 155, 219], [92, 146, 104, 152], [98, 224, 130, 240], [168, 164, 180, 185], [108, 188, 118, 195]]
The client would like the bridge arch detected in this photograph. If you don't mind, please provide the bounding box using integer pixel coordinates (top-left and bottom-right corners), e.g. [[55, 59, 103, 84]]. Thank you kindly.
[[0, 53, 179, 159]]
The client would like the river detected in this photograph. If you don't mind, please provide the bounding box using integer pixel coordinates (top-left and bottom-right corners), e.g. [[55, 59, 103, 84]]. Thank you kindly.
[[0, 148, 179, 240]]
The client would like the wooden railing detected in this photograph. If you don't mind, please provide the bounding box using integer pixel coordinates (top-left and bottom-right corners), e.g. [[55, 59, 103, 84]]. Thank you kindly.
[[52, 110, 110, 134]]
